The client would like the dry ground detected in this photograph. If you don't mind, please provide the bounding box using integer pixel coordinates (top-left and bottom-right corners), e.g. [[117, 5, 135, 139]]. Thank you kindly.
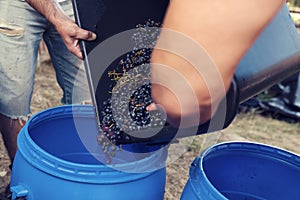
[[0, 59, 300, 200]]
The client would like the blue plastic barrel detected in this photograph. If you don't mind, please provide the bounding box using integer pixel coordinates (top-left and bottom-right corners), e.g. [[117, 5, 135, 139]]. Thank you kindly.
[[10, 105, 168, 200], [181, 141, 300, 200]]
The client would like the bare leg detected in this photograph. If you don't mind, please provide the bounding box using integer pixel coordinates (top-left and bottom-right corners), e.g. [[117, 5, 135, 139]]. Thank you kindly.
[[0, 114, 26, 162]]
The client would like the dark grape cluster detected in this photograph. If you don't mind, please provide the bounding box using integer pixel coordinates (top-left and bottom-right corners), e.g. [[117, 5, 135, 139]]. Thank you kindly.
[[128, 84, 152, 126], [97, 20, 166, 160]]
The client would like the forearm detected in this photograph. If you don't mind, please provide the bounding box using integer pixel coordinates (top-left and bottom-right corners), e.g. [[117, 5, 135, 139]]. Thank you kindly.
[[151, 0, 286, 127], [25, 0, 70, 28], [25, 0, 96, 59]]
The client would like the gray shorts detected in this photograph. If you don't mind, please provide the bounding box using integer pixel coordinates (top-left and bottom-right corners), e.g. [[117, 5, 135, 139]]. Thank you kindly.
[[0, 0, 90, 118]]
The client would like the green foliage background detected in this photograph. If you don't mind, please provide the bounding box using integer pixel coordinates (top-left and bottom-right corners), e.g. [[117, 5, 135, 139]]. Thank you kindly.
[[289, 0, 300, 7]]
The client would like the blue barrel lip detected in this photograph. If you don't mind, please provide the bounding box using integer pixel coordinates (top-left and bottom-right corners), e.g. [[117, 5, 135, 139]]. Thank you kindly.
[[200, 141, 300, 166], [187, 155, 226, 199], [188, 141, 300, 199], [17, 105, 168, 184]]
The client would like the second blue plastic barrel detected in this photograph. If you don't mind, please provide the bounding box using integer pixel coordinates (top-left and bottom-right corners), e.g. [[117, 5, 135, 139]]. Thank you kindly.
[[181, 141, 300, 200]]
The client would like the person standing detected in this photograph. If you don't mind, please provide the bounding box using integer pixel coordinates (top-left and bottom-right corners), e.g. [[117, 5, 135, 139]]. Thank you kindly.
[[0, 0, 96, 164]]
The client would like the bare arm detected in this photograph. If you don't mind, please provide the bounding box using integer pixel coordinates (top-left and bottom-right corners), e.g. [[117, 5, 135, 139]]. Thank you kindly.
[[150, 0, 286, 127], [25, 0, 96, 59]]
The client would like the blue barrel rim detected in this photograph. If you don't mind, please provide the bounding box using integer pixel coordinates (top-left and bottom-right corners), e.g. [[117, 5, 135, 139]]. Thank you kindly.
[[17, 105, 168, 184], [187, 141, 300, 199]]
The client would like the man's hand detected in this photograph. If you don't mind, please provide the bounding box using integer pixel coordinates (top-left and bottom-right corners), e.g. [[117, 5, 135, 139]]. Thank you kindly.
[[26, 0, 96, 59], [54, 17, 96, 59]]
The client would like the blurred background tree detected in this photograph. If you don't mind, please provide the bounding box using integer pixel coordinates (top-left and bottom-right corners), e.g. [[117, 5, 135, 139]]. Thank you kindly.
[[288, 0, 300, 7]]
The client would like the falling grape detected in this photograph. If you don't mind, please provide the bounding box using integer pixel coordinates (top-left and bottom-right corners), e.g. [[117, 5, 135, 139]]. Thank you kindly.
[[97, 19, 166, 162]]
